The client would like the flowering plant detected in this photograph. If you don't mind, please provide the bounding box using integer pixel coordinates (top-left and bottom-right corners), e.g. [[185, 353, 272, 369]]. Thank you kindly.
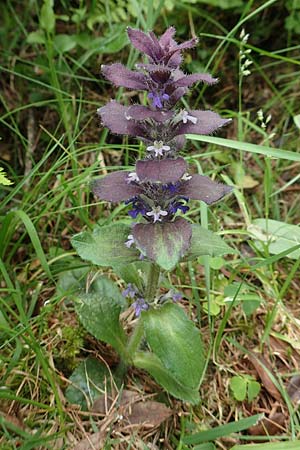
[[71, 27, 235, 404]]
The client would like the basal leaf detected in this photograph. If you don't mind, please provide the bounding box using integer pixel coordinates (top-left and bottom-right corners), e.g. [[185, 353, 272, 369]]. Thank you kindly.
[[133, 352, 200, 404], [65, 357, 109, 410], [135, 303, 205, 402], [75, 276, 128, 358], [187, 225, 237, 260], [71, 223, 140, 268]]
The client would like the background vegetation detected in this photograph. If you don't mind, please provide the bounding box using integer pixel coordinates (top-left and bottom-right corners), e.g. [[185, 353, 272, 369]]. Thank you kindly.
[[0, 0, 300, 448]]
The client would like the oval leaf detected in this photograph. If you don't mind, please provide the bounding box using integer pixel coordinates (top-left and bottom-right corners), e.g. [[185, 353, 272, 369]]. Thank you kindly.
[[187, 225, 237, 260], [135, 303, 205, 402], [66, 357, 109, 410], [75, 276, 128, 357], [71, 223, 140, 267], [133, 352, 200, 404]]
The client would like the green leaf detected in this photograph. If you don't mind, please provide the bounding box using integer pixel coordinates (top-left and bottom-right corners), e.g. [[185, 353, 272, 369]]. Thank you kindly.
[[183, 414, 264, 445], [0, 167, 13, 186], [26, 30, 46, 45], [186, 134, 300, 162], [247, 380, 261, 402], [113, 261, 151, 293], [54, 34, 77, 53], [224, 282, 261, 316], [57, 266, 90, 297], [187, 225, 237, 260], [230, 376, 247, 401], [231, 441, 300, 450], [133, 352, 200, 404], [65, 357, 109, 410], [40, 0, 55, 33], [136, 303, 205, 403], [71, 223, 140, 268], [193, 444, 216, 450], [249, 219, 300, 260], [75, 276, 128, 357]]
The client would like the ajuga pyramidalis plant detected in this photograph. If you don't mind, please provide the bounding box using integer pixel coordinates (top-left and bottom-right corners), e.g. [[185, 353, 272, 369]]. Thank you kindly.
[[71, 27, 235, 404]]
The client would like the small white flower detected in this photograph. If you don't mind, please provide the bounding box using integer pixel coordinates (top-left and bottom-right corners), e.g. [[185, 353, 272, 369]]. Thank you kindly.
[[243, 59, 253, 68], [181, 172, 192, 181], [242, 69, 251, 76], [146, 140, 170, 157], [240, 28, 246, 39], [124, 112, 132, 120], [266, 114, 272, 124], [127, 172, 139, 183], [181, 110, 198, 124], [146, 206, 168, 223], [125, 234, 135, 248], [257, 109, 264, 120]]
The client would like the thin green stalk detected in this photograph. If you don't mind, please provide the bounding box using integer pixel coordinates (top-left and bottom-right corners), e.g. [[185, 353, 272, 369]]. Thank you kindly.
[[126, 318, 145, 358]]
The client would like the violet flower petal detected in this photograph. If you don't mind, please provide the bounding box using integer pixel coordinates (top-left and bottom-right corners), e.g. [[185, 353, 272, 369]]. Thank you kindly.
[[136, 157, 187, 184], [101, 63, 147, 90], [93, 171, 142, 202], [179, 174, 232, 205]]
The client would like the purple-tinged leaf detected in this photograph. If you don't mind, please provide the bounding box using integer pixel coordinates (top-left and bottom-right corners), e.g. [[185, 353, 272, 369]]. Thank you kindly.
[[93, 171, 142, 202], [101, 63, 147, 90], [127, 27, 163, 61], [174, 72, 218, 87], [159, 27, 176, 49], [132, 218, 192, 270], [136, 157, 187, 183], [98, 101, 147, 138], [168, 87, 188, 106], [174, 110, 231, 137], [163, 38, 198, 66], [179, 174, 232, 204], [126, 105, 173, 123]]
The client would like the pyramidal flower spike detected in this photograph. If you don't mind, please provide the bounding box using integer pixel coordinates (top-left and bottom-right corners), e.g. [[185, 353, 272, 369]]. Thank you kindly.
[[71, 26, 236, 405]]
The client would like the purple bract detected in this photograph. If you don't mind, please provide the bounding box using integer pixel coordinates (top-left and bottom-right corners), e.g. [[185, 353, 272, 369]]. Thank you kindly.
[[95, 27, 232, 265]]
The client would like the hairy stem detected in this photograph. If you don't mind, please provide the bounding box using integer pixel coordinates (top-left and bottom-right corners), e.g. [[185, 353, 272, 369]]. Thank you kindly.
[[145, 263, 160, 302]]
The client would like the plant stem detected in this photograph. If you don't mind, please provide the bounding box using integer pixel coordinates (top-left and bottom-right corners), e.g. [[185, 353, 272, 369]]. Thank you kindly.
[[145, 263, 160, 301], [125, 264, 160, 360], [127, 318, 145, 357]]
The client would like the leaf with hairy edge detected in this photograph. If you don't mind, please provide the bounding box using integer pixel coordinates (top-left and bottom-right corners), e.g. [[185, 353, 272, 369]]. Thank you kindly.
[[136, 157, 187, 184], [133, 352, 200, 404], [133, 218, 192, 271], [92, 171, 142, 202], [186, 225, 237, 260], [75, 276, 128, 357], [71, 223, 140, 267], [136, 302, 205, 403]]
